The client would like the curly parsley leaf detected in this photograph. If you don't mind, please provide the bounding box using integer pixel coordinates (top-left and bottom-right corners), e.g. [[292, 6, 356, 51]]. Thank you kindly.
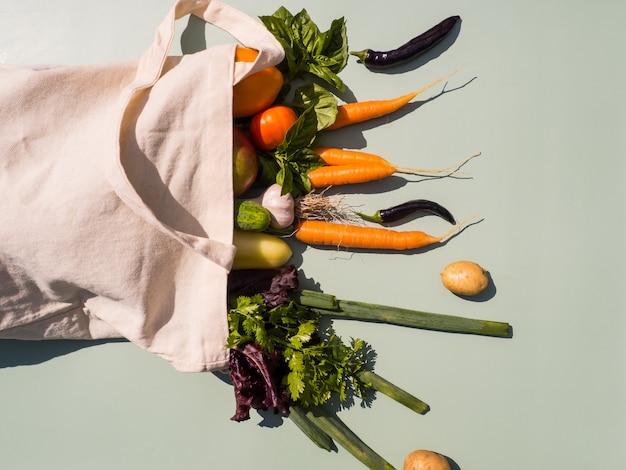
[[282, 327, 370, 407], [226, 294, 371, 409]]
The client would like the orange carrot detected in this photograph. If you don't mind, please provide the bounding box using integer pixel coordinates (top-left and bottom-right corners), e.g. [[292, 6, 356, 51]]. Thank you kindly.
[[313, 147, 391, 166], [325, 66, 464, 131], [308, 164, 396, 188], [313, 147, 473, 174], [294, 219, 468, 250], [308, 148, 481, 188]]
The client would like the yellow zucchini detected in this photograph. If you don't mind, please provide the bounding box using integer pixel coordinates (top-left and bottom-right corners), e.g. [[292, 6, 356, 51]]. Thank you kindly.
[[232, 230, 292, 270]]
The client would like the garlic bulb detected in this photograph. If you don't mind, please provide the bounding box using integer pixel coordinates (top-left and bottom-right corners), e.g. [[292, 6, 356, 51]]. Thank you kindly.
[[252, 184, 295, 229]]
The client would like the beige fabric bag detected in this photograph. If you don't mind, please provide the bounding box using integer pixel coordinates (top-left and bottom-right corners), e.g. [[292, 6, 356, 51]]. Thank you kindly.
[[0, 0, 284, 372]]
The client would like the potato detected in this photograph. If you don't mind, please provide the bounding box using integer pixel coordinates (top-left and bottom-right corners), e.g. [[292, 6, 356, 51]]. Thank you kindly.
[[404, 449, 451, 470], [441, 260, 489, 296]]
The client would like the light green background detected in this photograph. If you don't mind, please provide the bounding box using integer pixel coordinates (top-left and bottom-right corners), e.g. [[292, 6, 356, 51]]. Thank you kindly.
[[1, 1, 625, 469]]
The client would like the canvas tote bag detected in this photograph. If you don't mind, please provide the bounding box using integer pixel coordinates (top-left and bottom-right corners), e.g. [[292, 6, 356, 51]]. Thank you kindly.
[[0, 0, 284, 372]]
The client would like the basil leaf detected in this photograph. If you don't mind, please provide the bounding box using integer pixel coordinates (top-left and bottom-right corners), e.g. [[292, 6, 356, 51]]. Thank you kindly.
[[258, 15, 297, 75], [259, 7, 348, 91], [267, 107, 323, 196], [289, 83, 338, 130], [293, 9, 319, 51], [276, 164, 293, 195], [324, 17, 349, 74], [255, 153, 282, 188], [268, 6, 294, 23], [280, 106, 318, 152], [287, 148, 322, 195], [307, 63, 344, 92]]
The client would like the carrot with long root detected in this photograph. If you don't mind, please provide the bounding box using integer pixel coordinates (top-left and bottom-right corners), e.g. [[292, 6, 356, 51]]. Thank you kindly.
[[308, 163, 397, 188], [294, 215, 477, 251], [314, 146, 478, 174], [325, 64, 465, 131], [307, 148, 480, 188]]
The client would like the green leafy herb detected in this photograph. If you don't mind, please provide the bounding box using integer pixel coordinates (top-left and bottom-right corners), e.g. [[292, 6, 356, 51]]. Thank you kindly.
[[260, 7, 349, 92], [226, 294, 371, 409], [283, 332, 370, 407], [288, 83, 339, 131], [257, 106, 324, 197], [226, 294, 318, 352]]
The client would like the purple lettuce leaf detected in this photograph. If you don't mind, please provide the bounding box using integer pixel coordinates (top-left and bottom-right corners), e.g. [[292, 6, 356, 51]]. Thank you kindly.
[[228, 264, 299, 307], [228, 343, 291, 422]]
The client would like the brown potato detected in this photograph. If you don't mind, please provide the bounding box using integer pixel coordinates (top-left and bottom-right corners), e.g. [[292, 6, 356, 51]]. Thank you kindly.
[[441, 260, 489, 296], [404, 449, 451, 470]]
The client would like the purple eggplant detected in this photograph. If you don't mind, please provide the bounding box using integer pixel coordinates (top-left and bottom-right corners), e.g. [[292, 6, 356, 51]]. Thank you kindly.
[[351, 16, 461, 69], [357, 199, 455, 225]]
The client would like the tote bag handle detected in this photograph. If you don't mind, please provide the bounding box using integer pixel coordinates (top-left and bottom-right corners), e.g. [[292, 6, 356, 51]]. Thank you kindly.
[[105, 0, 284, 270]]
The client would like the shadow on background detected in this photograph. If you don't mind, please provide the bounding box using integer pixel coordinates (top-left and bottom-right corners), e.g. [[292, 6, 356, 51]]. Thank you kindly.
[[0, 339, 126, 369], [180, 14, 207, 54]]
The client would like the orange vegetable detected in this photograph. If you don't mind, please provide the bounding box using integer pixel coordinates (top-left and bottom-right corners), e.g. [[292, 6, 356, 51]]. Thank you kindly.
[[308, 147, 479, 188], [233, 46, 284, 118], [249, 105, 299, 151], [325, 66, 464, 131], [313, 147, 394, 166], [307, 163, 396, 188], [404, 449, 451, 470], [234, 46, 259, 62], [294, 219, 466, 250]]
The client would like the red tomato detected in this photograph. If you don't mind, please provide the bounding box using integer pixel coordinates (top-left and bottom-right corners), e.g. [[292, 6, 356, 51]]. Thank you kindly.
[[249, 105, 298, 151]]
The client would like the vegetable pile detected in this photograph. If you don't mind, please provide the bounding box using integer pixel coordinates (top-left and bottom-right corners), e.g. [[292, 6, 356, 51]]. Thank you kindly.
[[226, 7, 508, 469]]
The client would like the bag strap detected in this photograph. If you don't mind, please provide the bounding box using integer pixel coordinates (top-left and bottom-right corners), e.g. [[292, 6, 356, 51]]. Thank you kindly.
[[105, 0, 284, 270]]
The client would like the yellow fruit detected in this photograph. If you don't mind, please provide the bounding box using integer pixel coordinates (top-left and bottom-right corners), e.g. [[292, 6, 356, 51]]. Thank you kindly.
[[404, 449, 451, 470], [441, 260, 489, 296]]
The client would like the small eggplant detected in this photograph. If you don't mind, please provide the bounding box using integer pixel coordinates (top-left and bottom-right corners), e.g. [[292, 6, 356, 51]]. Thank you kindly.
[[351, 16, 461, 69], [357, 199, 455, 225]]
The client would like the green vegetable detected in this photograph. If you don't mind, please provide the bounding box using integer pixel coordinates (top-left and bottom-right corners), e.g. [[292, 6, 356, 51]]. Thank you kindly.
[[254, 83, 341, 197], [295, 289, 511, 337], [234, 199, 271, 231], [287, 404, 334, 451], [225, 265, 512, 469], [259, 7, 349, 92], [304, 408, 396, 470], [288, 83, 339, 131], [357, 370, 429, 415], [226, 294, 371, 408], [257, 106, 325, 197]]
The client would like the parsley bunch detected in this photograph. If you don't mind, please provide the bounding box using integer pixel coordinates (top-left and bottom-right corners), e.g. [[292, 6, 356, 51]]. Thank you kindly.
[[226, 294, 371, 408]]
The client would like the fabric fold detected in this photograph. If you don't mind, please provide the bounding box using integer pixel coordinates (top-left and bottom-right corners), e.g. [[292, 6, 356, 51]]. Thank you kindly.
[[0, 0, 284, 372]]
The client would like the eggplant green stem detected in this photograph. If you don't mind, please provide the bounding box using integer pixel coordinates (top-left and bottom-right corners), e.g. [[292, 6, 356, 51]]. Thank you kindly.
[[349, 49, 370, 63], [355, 210, 384, 224]]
